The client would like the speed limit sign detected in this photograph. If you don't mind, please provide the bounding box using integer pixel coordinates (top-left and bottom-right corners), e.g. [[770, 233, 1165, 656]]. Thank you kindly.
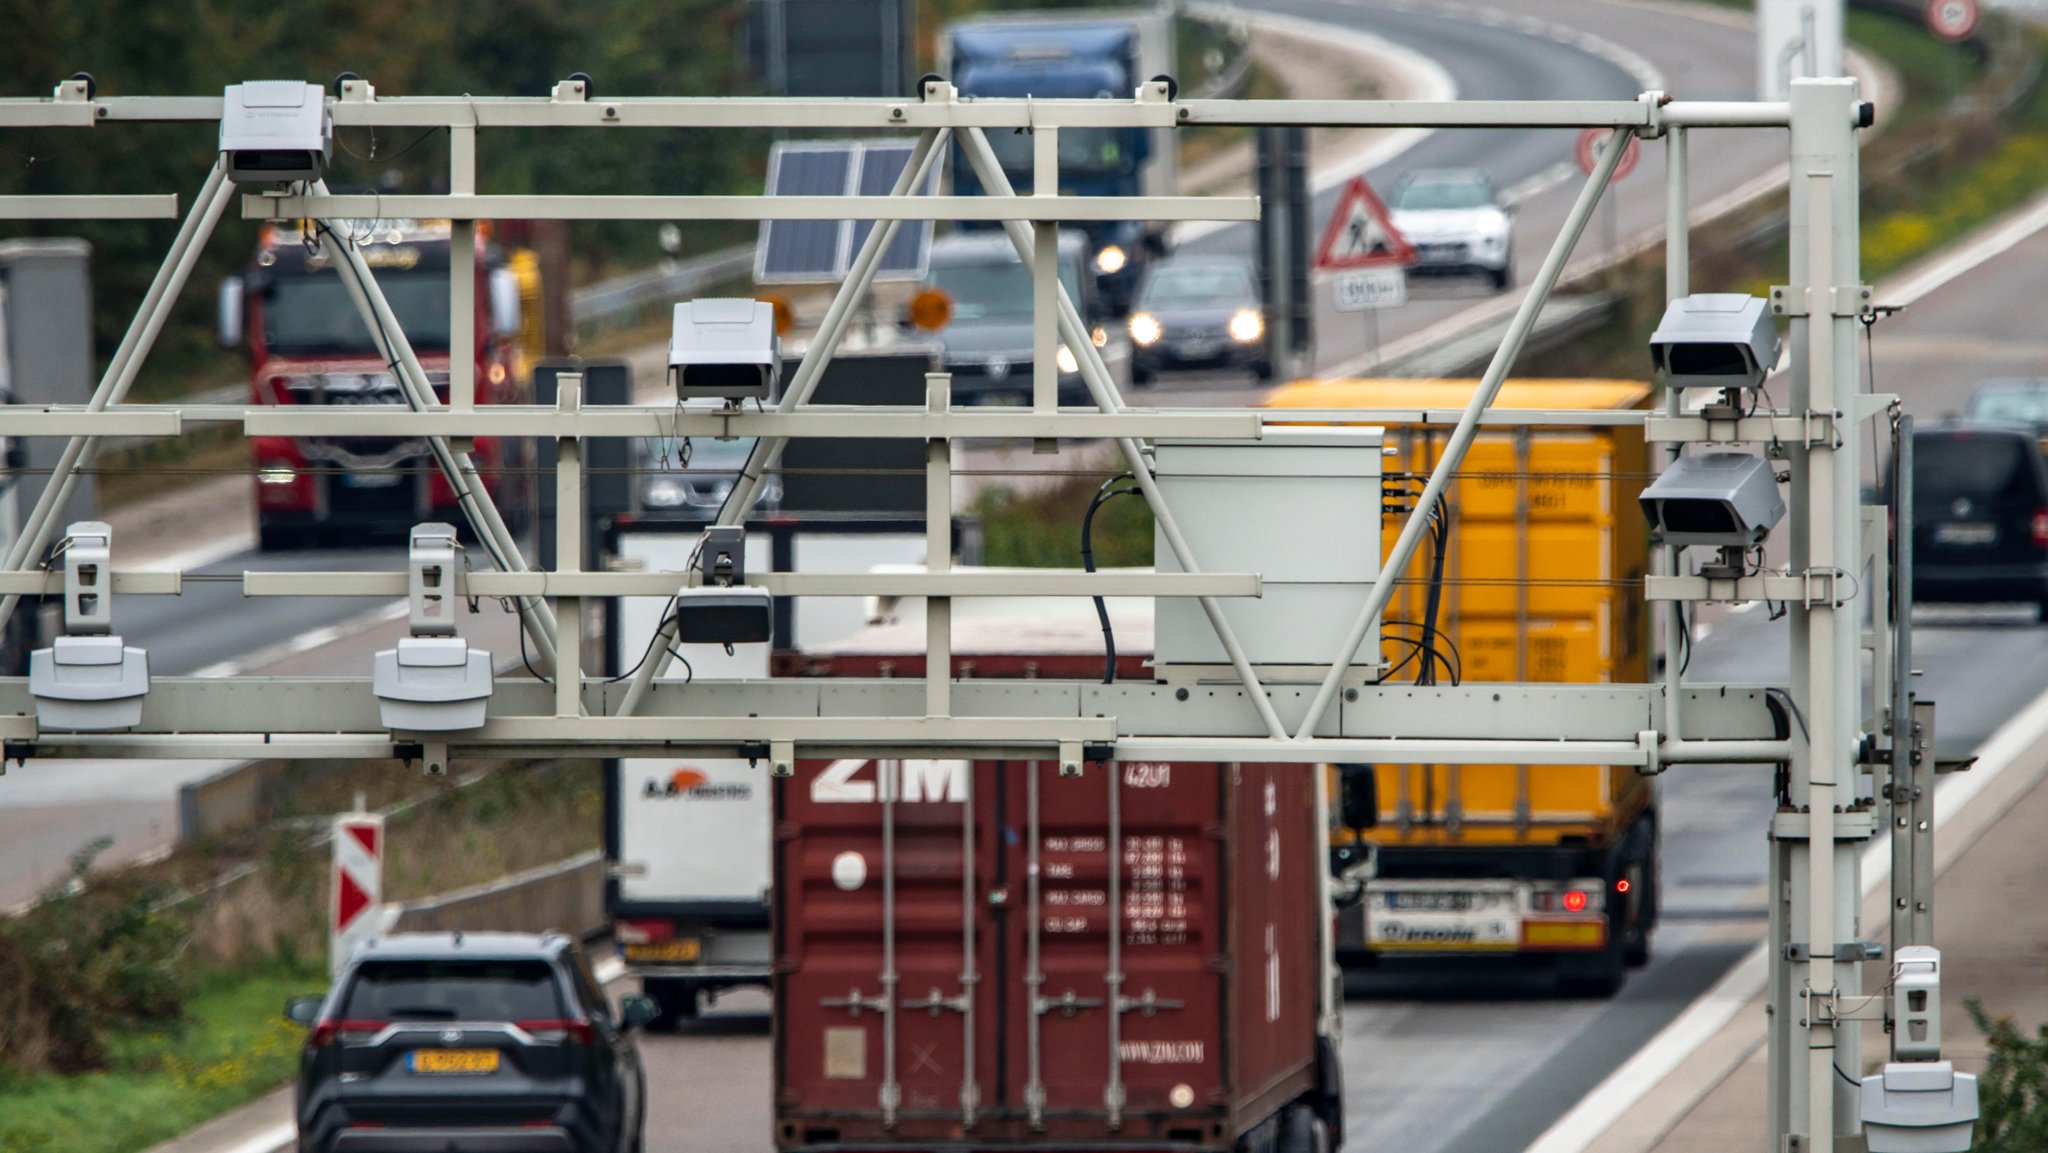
[[1927, 0, 1979, 42]]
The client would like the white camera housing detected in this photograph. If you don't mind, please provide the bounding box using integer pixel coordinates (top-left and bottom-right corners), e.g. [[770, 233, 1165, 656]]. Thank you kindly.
[[1649, 293, 1779, 391], [372, 636, 494, 732], [372, 524, 493, 731], [29, 521, 151, 732], [31, 635, 150, 732], [1639, 453, 1785, 549], [1860, 1063, 1978, 1153], [220, 81, 332, 185], [669, 299, 778, 401]]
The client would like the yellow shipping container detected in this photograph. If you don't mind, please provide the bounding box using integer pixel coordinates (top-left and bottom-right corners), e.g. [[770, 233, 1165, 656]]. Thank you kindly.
[[1266, 378, 1652, 848]]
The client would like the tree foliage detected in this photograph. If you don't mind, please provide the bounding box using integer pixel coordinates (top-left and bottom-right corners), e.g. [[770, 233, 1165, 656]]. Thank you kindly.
[[0, 0, 765, 387], [1970, 997, 2048, 1151]]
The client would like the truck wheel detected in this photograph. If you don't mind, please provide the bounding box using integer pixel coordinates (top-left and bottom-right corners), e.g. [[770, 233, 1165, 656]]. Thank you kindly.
[[1277, 1103, 1328, 1153], [1624, 818, 1658, 968], [643, 978, 699, 1031], [1559, 938, 1625, 997]]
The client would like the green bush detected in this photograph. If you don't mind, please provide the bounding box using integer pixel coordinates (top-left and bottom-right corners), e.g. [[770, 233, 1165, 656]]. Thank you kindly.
[[0, 840, 193, 1074], [1969, 997, 2048, 1151], [973, 471, 1154, 569]]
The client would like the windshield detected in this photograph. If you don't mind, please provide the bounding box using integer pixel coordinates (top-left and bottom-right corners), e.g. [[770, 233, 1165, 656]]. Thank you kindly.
[[1915, 435, 2037, 505], [262, 271, 451, 355], [340, 959, 563, 1021], [1391, 179, 1495, 211], [1968, 389, 2048, 426], [984, 126, 1134, 177], [930, 258, 1084, 321], [1142, 266, 1256, 308]]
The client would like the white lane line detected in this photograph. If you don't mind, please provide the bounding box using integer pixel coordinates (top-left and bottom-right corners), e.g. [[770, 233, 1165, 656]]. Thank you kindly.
[[134, 531, 257, 577], [1880, 185, 2048, 310], [1502, 162, 1576, 208], [190, 601, 410, 678], [1524, 679, 2048, 1153]]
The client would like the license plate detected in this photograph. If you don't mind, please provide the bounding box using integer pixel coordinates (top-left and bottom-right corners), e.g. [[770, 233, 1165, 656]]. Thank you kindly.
[[1175, 340, 1220, 357], [624, 939, 701, 963], [409, 1048, 500, 1074], [341, 471, 403, 489], [1383, 890, 1476, 912], [1933, 522, 1996, 545]]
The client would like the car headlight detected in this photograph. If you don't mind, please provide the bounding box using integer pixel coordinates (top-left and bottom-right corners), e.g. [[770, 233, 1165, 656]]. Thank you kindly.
[[643, 478, 688, 508], [1229, 309, 1264, 344], [1091, 325, 1109, 349], [1094, 245, 1128, 275], [1129, 312, 1162, 347], [257, 466, 297, 486], [1056, 344, 1080, 375]]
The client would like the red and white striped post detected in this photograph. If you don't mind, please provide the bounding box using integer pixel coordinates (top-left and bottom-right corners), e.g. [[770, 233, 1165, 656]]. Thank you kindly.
[[330, 812, 384, 978]]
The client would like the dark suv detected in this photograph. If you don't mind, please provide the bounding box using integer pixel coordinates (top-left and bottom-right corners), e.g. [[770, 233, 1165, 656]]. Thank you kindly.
[[1910, 424, 2048, 617], [287, 932, 655, 1153]]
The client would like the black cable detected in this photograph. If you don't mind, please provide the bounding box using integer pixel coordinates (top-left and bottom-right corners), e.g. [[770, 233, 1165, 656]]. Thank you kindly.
[[602, 596, 682, 684], [663, 646, 696, 684], [1081, 473, 1142, 684], [1417, 497, 1452, 685], [1678, 600, 1694, 676], [1765, 687, 1812, 741], [517, 622, 551, 685]]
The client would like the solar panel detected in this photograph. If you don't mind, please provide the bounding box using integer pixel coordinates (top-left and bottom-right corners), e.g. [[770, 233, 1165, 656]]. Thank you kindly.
[[756, 140, 939, 284]]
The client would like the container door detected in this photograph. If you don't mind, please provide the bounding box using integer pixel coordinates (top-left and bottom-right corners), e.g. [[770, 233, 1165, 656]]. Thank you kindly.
[[776, 757, 998, 1142], [1001, 760, 1225, 1139]]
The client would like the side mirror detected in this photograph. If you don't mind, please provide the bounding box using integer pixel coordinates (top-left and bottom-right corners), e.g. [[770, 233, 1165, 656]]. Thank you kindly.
[[217, 277, 245, 349], [284, 994, 324, 1025], [488, 267, 523, 340], [1338, 763, 1378, 832], [619, 994, 660, 1030]]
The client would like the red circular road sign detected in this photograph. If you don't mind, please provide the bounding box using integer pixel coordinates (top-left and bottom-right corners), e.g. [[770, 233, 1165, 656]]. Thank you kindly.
[[1927, 0, 1979, 42], [1576, 128, 1641, 180]]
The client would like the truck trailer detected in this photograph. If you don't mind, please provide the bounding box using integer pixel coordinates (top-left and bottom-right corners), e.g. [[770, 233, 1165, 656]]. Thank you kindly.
[[772, 599, 1343, 1153], [1267, 379, 1659, 995]]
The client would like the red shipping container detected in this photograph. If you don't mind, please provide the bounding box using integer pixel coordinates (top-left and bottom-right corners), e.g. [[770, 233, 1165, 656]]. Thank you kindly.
[[773, 755, 1329, 1150]]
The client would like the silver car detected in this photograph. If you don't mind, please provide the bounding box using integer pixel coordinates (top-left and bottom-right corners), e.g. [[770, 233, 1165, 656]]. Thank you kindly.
[[1387, 169, 1514, 291], [637, 435, 781, 514]]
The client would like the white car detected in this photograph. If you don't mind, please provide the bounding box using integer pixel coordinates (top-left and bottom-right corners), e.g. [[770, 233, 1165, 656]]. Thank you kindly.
[[1387, 169, 1514, 292]]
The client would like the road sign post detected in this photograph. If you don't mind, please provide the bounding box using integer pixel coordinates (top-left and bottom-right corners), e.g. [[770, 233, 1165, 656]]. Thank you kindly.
[[331, 811, 384, 978], [1577, 128, 1640, 265], [1314, 176, 1414, 367]]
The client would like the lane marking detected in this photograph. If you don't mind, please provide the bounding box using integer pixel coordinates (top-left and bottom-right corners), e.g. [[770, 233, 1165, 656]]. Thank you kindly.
[[1525, 670, 2048, 1153], [190, 601, 410, 678]]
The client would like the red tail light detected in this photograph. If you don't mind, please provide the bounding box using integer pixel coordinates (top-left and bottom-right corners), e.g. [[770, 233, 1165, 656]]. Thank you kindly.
[[2032, 509, 2048, 548], [1562, 889, 1589, 913], [517, 1018, 596, 1045], [309, 1019, 386, 1047], [614, 918, 677, 945], [1616, 878, 1631, 894]]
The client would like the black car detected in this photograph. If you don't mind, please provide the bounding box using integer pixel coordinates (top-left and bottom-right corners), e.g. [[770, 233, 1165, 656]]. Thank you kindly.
[[287, 932, 655, 1153], [1127, 255, 1272, 383], [1910, 424, 2048, 617]]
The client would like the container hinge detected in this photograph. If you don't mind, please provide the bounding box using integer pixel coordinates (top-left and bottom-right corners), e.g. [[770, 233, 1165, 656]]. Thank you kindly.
[[1036, 989, 1107, 1018], [1785, 940, 1885, 963], [1116, 988, 1186, 1017], [900, 987, 969, 1016], [820, 988, 893, 1016]]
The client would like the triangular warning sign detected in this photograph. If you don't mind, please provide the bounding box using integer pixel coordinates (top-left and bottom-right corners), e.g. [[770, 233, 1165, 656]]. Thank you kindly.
[[1314, 177, 1416, 272], [336, 869, 372, 931]]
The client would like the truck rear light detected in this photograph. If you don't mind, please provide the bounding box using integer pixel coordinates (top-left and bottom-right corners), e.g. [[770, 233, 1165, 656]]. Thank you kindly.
[[310, 1019, 385, 1047], [615, 918, 676, 945], [1616, 878, 1631, 894], [1562, 889, 1588, 913], [517, 1018, 596, 1045], [2032, 508, 2048, 548]]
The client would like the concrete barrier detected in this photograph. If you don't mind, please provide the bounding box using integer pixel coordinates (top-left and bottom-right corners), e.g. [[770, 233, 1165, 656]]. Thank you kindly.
[[381, 849, 606, 939]]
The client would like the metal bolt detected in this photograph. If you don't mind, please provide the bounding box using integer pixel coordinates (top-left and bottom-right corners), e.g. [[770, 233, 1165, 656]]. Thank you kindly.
[[1345, 688, 1358, 702], [1175, 687, 1189, 701]]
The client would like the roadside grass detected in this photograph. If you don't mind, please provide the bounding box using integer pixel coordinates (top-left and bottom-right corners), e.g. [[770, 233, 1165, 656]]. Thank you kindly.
[[0, 961, 318, 1153]]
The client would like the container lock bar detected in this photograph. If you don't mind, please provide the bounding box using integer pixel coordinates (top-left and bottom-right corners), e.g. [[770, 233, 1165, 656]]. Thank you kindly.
[[820, 988, 892, 1016], [1117, 989, 1186, 1017], [1036, 990, 1107, 1018]]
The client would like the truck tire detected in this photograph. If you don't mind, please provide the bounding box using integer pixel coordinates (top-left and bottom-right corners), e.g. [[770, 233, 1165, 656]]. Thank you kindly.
[[1277, 1103, 1328, 1153], [1559, 934, 1625, 997], [643, 978, 699, 1031], [1625, 819, 1659, 968]]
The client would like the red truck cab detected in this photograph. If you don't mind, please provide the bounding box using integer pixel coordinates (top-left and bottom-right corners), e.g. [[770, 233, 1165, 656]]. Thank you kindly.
[[222, 221, 533, 550]]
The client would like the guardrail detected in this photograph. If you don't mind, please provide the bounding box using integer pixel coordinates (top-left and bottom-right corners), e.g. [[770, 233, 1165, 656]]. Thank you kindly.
[[380, 849, 606, 939]]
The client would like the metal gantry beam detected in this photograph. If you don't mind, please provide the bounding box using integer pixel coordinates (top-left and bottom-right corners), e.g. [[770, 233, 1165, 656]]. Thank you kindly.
[[0, 85, 1909, 1145]]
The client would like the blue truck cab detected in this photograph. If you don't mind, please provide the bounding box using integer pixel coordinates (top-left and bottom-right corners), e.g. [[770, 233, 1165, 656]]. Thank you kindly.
[[942, 11, 1176, 315]]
